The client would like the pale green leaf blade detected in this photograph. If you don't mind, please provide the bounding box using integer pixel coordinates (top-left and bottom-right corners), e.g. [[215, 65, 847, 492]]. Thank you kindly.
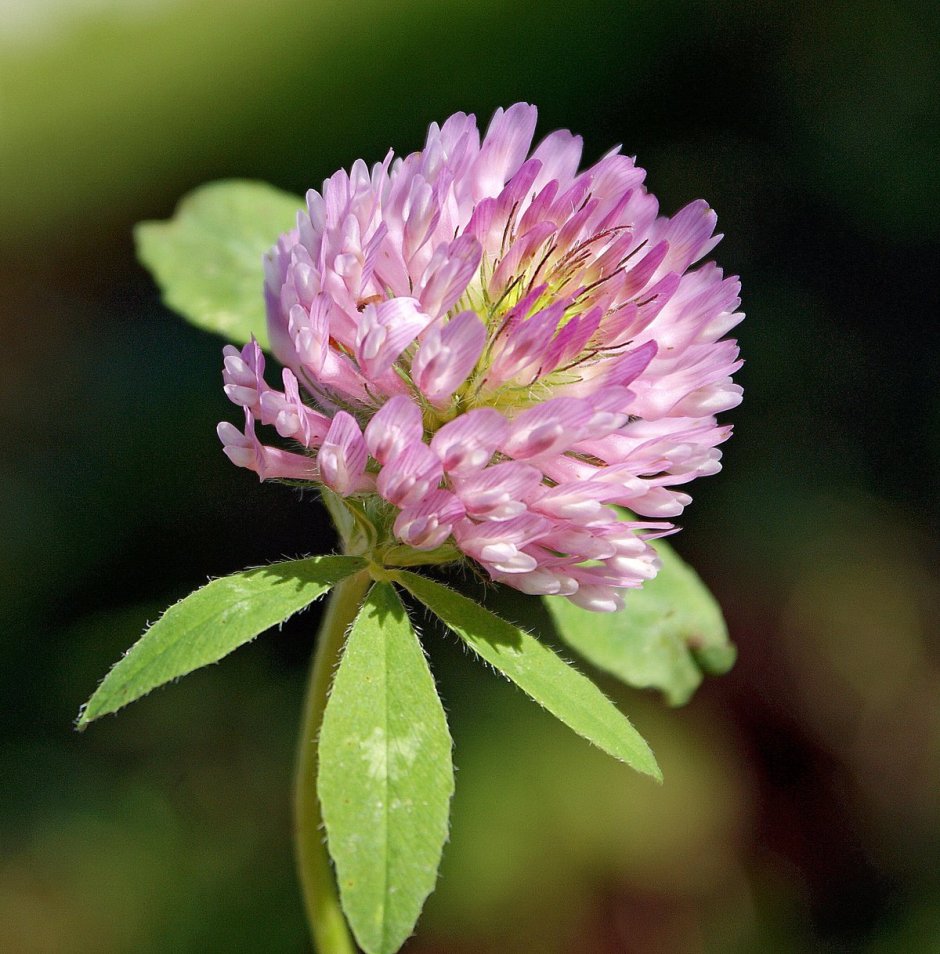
[[135, 179, 303, 349], [545, 540, 736, 706], [396, 572, 660, 781], [78, 555, 366, 727], [318, 582, 454, 954]]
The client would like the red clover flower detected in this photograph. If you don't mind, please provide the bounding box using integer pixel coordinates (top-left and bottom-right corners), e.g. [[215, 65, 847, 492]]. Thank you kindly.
[[217, 104, 743, 611]]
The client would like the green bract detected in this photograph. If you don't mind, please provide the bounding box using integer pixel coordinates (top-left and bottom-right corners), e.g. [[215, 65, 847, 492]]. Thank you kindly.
[[546, 539, 736, 706], [394, 571, 661, 781], [78, 555, 365, 727], [135, 180, 302, 350], [318, 583, 454, 954]]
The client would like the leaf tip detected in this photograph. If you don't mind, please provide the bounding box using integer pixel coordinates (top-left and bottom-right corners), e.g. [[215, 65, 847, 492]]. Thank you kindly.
[[631, 742, 663, 784], [74, 703, 93, 733], [132, 218, 163, 263], [663, 683, 699, 709], [692, 642, 737, 675]]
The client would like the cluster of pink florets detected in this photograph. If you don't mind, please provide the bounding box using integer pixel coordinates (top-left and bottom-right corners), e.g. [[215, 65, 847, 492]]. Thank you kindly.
[[218, 104, 743, 611]]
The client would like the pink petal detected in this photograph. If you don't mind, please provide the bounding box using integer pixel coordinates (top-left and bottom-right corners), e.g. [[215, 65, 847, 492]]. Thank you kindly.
[[611, 340, 659, 388], [488, 220, 557, 298], [222, 339, 268, 412], [412, 310, 487, 405], [318, 412, 369, 495], [217, 409, 317, 482], [217, 417, 257, 471], [539, 306, 603, 373], [652, 199, 721, 273], [364, 395, 424, 464], [517, 178, 559, 234], [619, 240, 670, 299], [529, 129, 583, 191], [415, 233, 483, 319], [621, 486, 692, 517], [355, 297, 433, 378], [490, 566, 578, 596], [473, 102, 539, 198], [258, 369, 330, 448], [565, 584, 624, 613], [430, 408, 509, 475], [532, 482, 620, 521], [401, 177, 440, 263], [500, 397, 594, 459], [451, 462, 543, 520], [454, 512, 551, 573], [289, 296, 331, 373], [393, 489, 466, 550], [485, 297, 567, 387], [376, 442, 443, 507], [263, 232, 301, 369]]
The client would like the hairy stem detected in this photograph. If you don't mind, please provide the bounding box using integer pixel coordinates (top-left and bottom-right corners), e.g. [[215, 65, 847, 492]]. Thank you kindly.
[[294, 568, 371, 954]]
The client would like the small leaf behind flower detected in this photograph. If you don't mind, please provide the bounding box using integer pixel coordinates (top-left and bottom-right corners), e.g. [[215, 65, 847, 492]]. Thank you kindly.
[[77, 555, 366, 728], [546, 540, 736, 706], [318, 582, 454, 954], [396, 571, 661, 781], [135, 179, 303, 349]]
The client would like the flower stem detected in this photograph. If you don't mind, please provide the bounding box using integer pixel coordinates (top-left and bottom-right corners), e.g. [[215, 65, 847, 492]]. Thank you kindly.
[[294, 568, 371, 954]]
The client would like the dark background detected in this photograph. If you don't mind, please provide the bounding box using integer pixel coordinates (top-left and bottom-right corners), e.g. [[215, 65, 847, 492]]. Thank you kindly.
[[2, 0, 938, 950]]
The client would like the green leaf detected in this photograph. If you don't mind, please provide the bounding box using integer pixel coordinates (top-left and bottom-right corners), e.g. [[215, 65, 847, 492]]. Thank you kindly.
[[318, 582, 454, 954], [546, 540, 736, 706], [135, 179, 303, 349], [395, 571, 660, 781], [78, 555, 366, 728]]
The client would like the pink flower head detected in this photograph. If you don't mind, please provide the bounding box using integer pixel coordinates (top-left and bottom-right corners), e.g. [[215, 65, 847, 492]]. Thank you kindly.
[[220, 104, 743, 611]]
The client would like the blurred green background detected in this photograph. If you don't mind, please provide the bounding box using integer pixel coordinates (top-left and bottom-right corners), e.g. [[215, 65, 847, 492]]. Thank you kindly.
[[2, 0, 939, 950]]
